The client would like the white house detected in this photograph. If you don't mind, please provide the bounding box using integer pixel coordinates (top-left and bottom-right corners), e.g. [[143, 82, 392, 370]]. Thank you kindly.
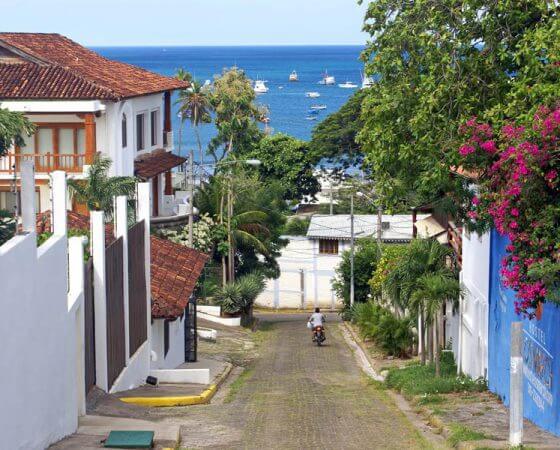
[[0, 32, 187, 218], [256, 214, 425, 310]]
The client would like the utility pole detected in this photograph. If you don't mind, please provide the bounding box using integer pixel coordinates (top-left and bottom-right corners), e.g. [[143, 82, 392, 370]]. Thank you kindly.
[[510, 322, 524, 446], [299, 269, 305, 310], [227, 172, 235, 282], [329, 180, 333, 215], [376, 205, 383, 248], [350, 193, 355, 307], [188, 149, 194, 248]]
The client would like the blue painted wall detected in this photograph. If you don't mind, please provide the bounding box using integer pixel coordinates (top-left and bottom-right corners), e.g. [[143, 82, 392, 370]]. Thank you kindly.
[[488, 229, 560, 436]]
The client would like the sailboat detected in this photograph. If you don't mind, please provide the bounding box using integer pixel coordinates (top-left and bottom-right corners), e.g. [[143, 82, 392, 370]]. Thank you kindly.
[[254, 79, 269, 94], [318, 70, 335, 85], [338, 80, 358, 89], [289, 70, 298, 82]]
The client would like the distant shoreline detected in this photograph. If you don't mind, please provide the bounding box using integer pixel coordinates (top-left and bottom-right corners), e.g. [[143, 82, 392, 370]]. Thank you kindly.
[[90, 44, 366, 49]]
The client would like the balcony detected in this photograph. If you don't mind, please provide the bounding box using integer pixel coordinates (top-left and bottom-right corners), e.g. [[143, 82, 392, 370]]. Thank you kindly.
[[0, 152, 87, 175]]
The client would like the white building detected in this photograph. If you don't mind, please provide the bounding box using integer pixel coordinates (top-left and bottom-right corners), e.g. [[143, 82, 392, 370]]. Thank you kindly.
[[0, 32, 187, 218], [256, 214, 424, 310]]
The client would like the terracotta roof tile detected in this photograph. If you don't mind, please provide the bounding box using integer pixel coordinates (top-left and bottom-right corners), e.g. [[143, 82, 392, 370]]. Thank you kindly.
[[36, 210, 207, 319], [134, 150, 187, 180], [0, 33, 188, 100]]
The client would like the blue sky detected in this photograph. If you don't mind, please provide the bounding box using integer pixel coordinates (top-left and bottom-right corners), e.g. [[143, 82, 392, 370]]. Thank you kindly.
[[3, 0, 368, 46]]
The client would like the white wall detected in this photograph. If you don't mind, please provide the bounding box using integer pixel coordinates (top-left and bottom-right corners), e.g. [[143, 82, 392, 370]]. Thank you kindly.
[[455, 230, 491, 379], [0, 233, 82, 450], [256, 236, 346, 309], [151, 316, 186, 370]]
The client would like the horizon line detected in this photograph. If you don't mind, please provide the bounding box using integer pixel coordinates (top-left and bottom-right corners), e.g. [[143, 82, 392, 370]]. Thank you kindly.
[[88, 43, 366, 48]]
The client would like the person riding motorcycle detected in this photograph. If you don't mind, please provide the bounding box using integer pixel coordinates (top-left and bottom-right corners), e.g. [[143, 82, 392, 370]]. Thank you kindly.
[[308, 307, 326, 341]]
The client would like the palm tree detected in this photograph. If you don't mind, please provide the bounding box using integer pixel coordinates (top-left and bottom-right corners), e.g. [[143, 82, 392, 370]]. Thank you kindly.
[[68, 154, 136, 219], [176, 74, 212, 163], [411, 273, 462, 376], [383, 238, 457, 365]]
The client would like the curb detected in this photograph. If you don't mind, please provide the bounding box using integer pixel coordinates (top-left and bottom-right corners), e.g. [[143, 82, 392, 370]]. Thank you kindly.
[[120, 363, 233, 408]]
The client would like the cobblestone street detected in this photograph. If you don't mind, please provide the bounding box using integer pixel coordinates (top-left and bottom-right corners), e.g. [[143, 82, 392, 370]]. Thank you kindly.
[[176, 313, 431, 449]]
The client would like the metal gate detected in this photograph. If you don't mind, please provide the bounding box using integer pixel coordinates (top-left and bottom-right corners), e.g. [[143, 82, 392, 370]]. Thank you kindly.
[[84, 259, 96, 395], [184, 296, 197, 362], [105, 237, 126, 388]]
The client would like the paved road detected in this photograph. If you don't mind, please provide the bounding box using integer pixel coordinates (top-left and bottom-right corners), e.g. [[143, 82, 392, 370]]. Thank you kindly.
[[178, 313, 429, 449]]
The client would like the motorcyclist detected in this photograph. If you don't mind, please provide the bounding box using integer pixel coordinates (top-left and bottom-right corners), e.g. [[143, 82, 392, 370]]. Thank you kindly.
[[308, 307, 326, 339]]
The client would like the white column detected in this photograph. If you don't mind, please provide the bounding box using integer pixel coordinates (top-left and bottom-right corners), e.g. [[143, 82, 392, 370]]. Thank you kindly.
[[115, 196, 130, 362], [51, 170, 67, 236], [20, 161, 35, 233], [137, 183, 152, 348], [91, 210, 108, 392], [68, 236, 86, 416]]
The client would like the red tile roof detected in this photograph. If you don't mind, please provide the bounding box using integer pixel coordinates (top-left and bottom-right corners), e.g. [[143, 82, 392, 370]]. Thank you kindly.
[[134, 150, 187, 180], [36, 210, 208, 319], [0, 33, 188, 101]]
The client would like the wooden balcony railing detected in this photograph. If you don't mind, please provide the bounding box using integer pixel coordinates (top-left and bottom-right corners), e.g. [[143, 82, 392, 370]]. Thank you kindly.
[[447, 223, 463, 268], [0, 153, 86, 174]]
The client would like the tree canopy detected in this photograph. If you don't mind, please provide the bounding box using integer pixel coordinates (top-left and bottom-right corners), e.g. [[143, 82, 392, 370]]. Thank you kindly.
[[0, 109, 35, 157]]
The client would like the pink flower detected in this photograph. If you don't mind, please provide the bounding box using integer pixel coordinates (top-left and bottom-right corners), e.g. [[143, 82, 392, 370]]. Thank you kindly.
[[480, 140, 497, 153], [472, 196, 480, 206], [545, 170, 558, 182], [467, 211, 478, 220], [459, 145, 476, 156], [509, 221, 518, 229], [510, 208, 519, 217]]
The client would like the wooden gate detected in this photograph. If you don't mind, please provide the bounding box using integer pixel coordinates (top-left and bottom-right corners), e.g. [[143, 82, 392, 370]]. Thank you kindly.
[[84, 259, 96, 395], [184, 297, 197, 362], [128, 220, 147, 356], [105, 237, 126, 388]]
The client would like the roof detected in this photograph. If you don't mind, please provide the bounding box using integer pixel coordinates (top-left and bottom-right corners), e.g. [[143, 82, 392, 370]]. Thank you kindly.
[[151, 235, 209, 319], [134, 150, 187, 180], [36, 210, 208, 319], [306, 214, 428, 243], [415, 216, 448, 244], [0, 33, 188, 101]]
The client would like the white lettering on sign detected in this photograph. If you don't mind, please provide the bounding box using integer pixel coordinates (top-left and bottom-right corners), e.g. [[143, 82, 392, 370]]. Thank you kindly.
[[528, 384, 545, 412], [527, 322, 546, 347]]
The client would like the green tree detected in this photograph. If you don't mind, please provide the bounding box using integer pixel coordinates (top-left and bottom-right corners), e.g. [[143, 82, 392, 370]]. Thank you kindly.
[[68, 154, 136, 219], [176, 73, 212, 163], [246, 134, 320, 200], [358, 0, 557, 211], [309, 90, 366, 171], [208, 68, 262, 162], [0, 109, 35, 157]]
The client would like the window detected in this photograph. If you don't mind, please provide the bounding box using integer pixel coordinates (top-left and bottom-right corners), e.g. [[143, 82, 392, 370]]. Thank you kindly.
[[150, 110, 159, 147], [121, 114, 127, 148], [136, 113, 145, 151], [319, 239, 339, 255], [163, 320, 170, 357]]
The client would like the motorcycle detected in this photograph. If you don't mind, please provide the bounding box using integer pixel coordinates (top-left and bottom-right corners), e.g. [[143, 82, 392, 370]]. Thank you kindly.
[[312, 325, 326, 346]]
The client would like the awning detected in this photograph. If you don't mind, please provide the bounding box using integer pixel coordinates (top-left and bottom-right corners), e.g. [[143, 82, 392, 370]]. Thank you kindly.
[[134, 150, 187, 180], [416, 216, 447, 244]]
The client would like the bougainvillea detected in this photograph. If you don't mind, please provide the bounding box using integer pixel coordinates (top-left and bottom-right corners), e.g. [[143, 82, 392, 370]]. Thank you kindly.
[[458, 106, 560, 317]]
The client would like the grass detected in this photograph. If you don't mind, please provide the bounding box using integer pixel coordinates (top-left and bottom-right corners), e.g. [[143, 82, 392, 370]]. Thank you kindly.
[[447, 423, 488, 447], [416, 393, 445, 406], [224, 367, 254, 404], [385, 352, 487, 397]]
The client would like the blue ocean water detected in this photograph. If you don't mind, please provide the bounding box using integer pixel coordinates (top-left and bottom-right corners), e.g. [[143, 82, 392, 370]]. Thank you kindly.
[[94, 46, 364, 161]]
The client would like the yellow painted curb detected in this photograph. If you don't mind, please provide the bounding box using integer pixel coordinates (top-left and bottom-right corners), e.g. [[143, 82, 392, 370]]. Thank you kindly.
[[120, 383, 217, 407]]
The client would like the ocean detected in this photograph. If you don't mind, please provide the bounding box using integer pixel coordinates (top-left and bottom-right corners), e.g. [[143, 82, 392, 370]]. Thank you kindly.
[[94, 46, 365, 161]]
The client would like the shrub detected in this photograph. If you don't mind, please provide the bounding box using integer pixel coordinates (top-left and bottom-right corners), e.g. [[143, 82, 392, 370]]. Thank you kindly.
[[350, 301, 414, 357], [0, 209, 16, 246], [281, 217, 310, 236], [214, 272, 266, 316]]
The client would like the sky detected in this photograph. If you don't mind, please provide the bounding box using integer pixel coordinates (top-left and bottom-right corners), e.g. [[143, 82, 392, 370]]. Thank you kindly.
[[2, 0, 369, 46]]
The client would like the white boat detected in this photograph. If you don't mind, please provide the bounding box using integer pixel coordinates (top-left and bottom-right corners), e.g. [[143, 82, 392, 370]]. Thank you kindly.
[[289, 70, 298, 82], [338, 81, 358, 89], [318, 70, 336, 85], [306, 116, 318, 121], [310, 104, 327, 110], [361, 75, 374, 89], [306, 92, 321, 98], [254, 80, 269, 94]]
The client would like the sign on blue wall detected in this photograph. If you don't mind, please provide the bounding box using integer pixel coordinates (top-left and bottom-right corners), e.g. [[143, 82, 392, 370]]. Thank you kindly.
[[488, 230, 560, 436]]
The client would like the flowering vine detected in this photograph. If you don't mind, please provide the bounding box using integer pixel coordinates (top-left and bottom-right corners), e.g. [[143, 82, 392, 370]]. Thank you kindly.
[[458, 106, 560, 317]]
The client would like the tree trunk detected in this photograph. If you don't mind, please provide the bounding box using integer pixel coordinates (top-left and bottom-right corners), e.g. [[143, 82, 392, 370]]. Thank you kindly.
[[419, 310, 426, 365], [195, 127, 204, 167], [435, 311, 441, 377], [427, 322, 434, 364]]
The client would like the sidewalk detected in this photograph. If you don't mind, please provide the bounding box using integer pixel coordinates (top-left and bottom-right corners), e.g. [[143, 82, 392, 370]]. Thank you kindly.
[[343, 321, 560, 449]]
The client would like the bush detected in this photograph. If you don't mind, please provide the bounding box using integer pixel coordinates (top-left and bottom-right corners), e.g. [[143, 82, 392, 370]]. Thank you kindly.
[[350, 301, 414, 357], [214, 272, 266, 317], [385, 353, 487, 396], [281, 217, 310, 236], [0, 209, 16, 246]]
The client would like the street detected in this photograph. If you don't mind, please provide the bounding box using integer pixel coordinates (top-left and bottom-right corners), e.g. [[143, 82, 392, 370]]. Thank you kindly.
[[177, 313, 430, 449]]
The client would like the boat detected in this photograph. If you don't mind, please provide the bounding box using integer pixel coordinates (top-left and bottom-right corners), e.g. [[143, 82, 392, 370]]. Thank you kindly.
[[318, 70, 336, 85], [361, 75, 374, 89], [310, 105, 327, 110], [289, 70, 298, 82], [306, 92, 321, 98], [306, 116, 318, 121], [307, 109, 320, 115], [254, 80, 269, 94], [338, 81, 358, 89]]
